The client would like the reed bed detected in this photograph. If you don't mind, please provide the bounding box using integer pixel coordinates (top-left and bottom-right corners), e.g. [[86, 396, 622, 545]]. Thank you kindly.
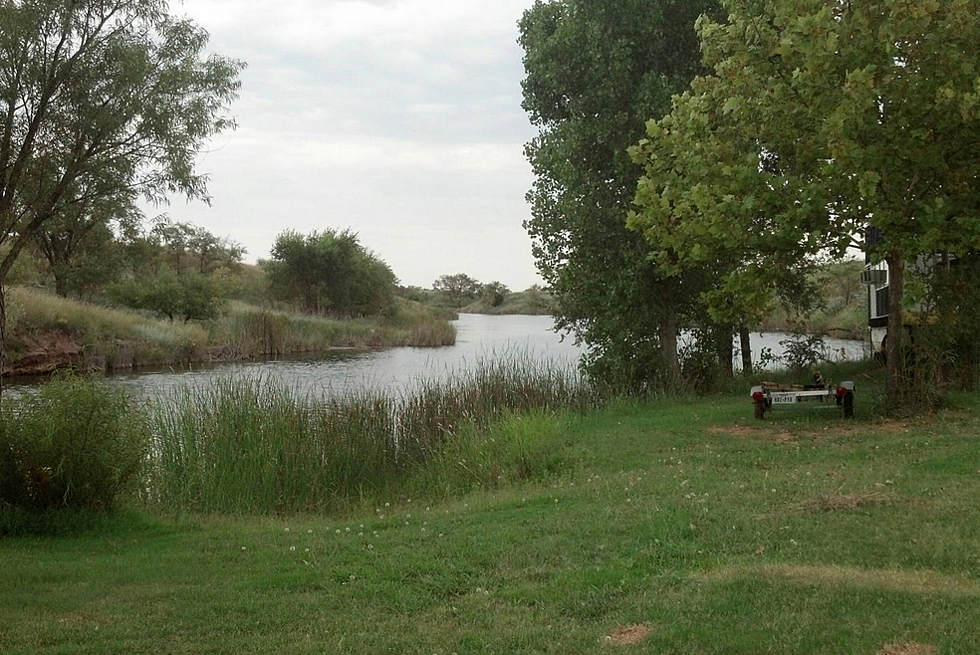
[[146, 357, 598, 514]]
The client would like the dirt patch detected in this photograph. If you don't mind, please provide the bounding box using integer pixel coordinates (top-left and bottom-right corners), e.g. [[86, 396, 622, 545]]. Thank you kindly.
[[797, 492, 900, 513], [707, 425, 800, 443], [707, 425, 759, 437], [704, 564, 980, 597], [707, 420, 911, 444], [3, 330, 81, 376], [608, 624, 651, 646], [875, 420, 911, 434], [876, 643, 937, 655]]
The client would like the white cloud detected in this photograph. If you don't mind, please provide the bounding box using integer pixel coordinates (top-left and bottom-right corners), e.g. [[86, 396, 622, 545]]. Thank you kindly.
[[163, 0, 542, 289]]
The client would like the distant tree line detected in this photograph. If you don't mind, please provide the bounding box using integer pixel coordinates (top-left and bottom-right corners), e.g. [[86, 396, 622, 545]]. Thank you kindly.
[[10, 220, 405, 323], [393, 275, 556, 316], [431, 274, 513, 309], [11, 214, 250, 322]]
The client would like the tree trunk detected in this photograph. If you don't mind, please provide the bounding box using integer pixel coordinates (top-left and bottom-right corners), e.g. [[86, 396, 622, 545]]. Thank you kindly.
[[660, 306, 681, 390], [0, 285, 6, 398], [885, 251, 905, 406], [53, 269, 68, 297], [717, 324, 735, 378], [739, 326, 753, 375]]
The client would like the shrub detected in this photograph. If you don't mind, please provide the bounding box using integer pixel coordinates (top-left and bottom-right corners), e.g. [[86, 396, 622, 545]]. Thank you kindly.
[[0, 375, 148, 517], [409, 411, 585, 497], [109, 268, 222, 322], [780, 331, 828, 374]]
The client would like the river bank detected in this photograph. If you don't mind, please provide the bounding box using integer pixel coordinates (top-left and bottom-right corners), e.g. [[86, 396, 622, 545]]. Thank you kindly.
[[4, 311, 869, 397], [3, 370, 979, 653], [2, 287, 456, 378]]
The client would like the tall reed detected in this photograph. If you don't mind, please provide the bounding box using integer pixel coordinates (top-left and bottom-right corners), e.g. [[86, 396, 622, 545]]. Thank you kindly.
[[146, 357, 597, 514]]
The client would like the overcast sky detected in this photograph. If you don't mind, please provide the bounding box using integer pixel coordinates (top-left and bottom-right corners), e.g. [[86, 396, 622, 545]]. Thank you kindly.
[[166, 0, 542, 290]]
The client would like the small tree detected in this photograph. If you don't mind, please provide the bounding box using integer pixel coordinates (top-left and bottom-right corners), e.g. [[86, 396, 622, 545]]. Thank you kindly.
[[33, 193, 138, 297], [264, 229, 397, 317], [187, 227, 246, 275], [0, 0, 243, 393], [148, 218, 245, 274], [433, 274, 481, 307], [480, 281, 510, 308], [110, 268, 219, 323]]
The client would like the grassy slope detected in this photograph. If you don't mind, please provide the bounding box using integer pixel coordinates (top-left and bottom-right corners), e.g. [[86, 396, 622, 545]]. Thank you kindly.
[[461, 288, 558, 316], [4, 287, 455, 374], [3, 384, 980, 653]]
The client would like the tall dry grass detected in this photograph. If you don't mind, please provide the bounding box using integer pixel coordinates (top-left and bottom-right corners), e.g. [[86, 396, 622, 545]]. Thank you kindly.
[[210, 299, 456, 359], [4, 288, 455, 375], [5, 287, 207, 370]]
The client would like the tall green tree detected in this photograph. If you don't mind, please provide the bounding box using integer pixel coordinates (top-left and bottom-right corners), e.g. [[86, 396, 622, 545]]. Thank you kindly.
[[629, 0, 980, 405], [264, 229, 397, 317], [520, 0, 722, 390], [0, 0, 243, 392]]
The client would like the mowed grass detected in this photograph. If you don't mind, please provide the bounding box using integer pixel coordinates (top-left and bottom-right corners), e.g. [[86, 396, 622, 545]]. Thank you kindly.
[[3, 389, 980, 654]]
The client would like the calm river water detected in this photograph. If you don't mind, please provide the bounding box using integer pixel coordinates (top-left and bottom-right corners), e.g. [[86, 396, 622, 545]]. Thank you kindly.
[[10, 314, 869, 398]]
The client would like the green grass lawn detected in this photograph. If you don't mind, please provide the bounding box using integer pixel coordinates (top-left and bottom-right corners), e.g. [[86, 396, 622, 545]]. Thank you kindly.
[[3, 389, 980, 654]]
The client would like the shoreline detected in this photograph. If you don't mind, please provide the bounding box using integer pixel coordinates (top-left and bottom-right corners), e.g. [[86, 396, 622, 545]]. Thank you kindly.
[[3, 287, 457, 382], [2, 332, 454, 381]]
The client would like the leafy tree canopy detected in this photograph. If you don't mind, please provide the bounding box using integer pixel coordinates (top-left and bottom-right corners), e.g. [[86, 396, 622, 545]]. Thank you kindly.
[[480, 281, 510, 308], [148, 217, 246, 275], [433, 274, 481, 307], [0, 0, 243, 390], [32, 192, 139, 298], [110, 267, 220, 323], [629, 0, 980, 401], [520, 0, 722, 390], [264, 229, 397, 317]]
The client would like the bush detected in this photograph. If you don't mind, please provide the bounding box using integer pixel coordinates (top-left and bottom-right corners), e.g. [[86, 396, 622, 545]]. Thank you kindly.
[[780, 331, 828, 374], [409, 411, 585, 497], [264, 229, 397, 316], [0, 375, 148, 518], [109, 268, 220, 322]]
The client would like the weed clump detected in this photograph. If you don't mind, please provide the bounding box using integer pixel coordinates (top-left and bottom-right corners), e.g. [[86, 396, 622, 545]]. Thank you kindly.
[[0, 375, 148, 534]]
